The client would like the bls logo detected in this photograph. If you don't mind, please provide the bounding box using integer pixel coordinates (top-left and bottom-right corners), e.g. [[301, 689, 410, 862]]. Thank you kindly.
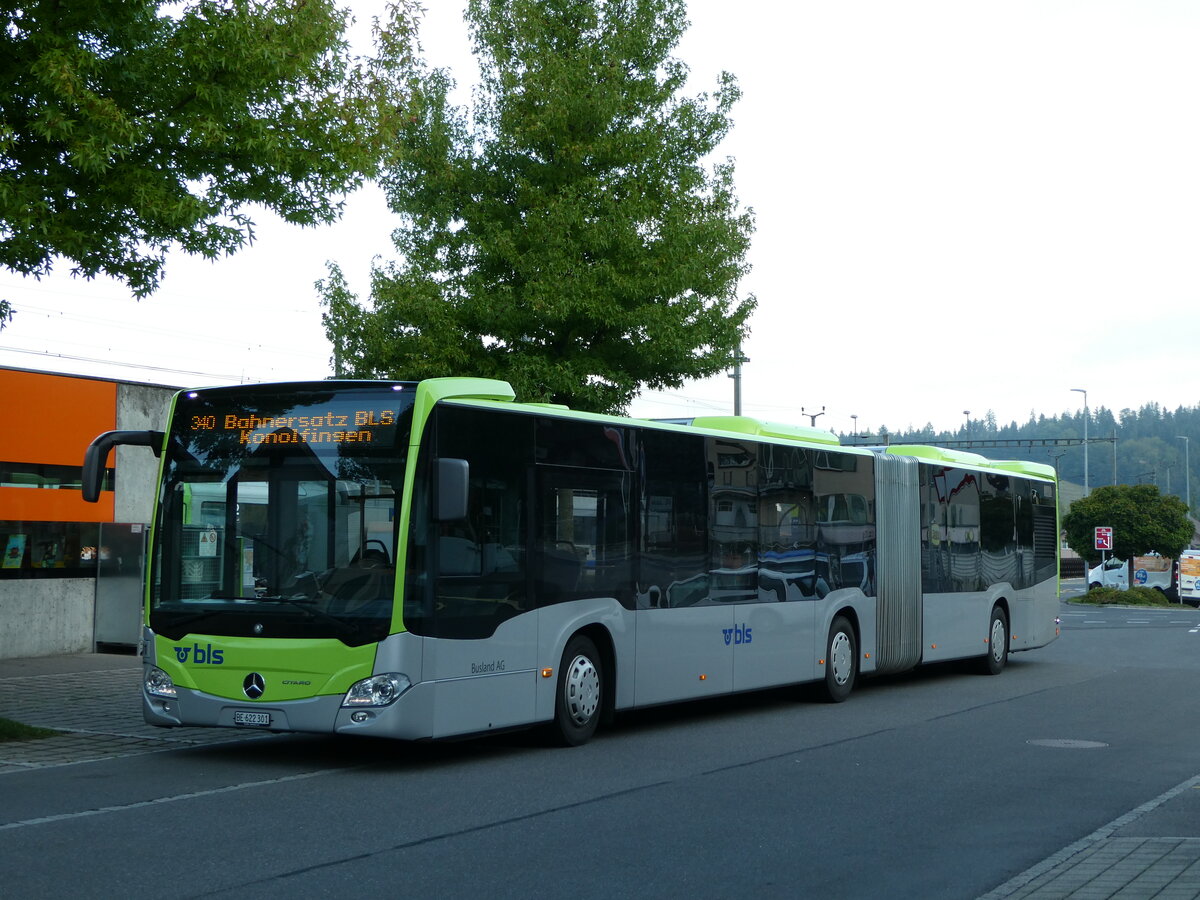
[[173, 643, 225, 665], [722, 624, 753, 646]]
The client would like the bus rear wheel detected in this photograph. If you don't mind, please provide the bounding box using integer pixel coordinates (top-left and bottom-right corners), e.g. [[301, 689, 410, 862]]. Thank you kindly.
[[980, 606, 1009, 675], [551, 635, 602, 746], [820, 616, 857, 703]]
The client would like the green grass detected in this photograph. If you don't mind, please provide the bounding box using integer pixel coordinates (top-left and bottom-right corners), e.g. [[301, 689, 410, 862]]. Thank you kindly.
[[1076, 585, 1179, 607], [0, 717, 59, 743]]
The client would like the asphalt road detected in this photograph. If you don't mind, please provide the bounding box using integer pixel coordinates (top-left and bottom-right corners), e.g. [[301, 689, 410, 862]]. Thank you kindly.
[[3, 594, 1200, 900]]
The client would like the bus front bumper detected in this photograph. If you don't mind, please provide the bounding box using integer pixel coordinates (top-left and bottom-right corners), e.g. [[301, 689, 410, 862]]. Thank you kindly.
[[142, 679, 438, 740]]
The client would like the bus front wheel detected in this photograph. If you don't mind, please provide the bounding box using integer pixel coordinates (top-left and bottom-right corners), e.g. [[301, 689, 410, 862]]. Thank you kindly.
[[820, 616, 857, 703], [551, 635, 602, 746], [980, 606, 1009, 676]]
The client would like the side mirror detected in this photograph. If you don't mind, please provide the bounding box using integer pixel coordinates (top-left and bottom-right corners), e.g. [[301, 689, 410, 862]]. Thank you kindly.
[[435, 458, 469, 521], [82, 430, 164, 502]]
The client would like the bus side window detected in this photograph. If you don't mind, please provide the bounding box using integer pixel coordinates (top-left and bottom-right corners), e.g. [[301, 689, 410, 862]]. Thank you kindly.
[[534, 469, 633, 608], [709, 437, 758, 604], [758, 443, 818, 600]]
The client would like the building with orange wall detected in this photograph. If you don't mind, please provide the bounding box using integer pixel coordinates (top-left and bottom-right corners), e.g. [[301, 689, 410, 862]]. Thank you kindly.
[[0, 367, 177, 658], [1, 369, 118, 525]]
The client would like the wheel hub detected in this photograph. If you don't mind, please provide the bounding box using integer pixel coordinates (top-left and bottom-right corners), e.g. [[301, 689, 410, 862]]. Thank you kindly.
[[991, 617, 1006, 662], [830, 632, 852, 685], [564, 654, 600, 725]]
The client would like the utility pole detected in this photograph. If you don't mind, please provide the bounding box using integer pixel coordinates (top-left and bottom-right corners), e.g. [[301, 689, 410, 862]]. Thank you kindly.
[[729, 344, 748, 415], [1071, 388, 1089, 494], [1112, 429, 1118, 486], [1179, 436, 1191, 514], [1050, 450, 1067, 480]]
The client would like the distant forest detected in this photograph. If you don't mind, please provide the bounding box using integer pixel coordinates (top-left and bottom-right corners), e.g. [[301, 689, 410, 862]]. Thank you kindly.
[[842, 403, 1200, 514]]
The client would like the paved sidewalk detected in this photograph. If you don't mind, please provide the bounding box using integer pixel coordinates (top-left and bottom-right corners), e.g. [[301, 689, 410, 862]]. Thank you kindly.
[[0, 651, 262, 774], [980, 775, 1200, 899]]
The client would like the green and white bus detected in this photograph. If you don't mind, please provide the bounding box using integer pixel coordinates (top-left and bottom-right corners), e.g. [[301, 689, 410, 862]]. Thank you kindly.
[[83, 377, 1060, 746]]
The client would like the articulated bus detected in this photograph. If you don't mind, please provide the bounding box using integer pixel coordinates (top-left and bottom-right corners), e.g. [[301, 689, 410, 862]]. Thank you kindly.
[[83, 378, 1060, 746]]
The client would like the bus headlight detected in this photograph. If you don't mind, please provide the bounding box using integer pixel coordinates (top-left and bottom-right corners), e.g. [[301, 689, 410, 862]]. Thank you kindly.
[[342, 673, 411, 708], [145, 666, 177, 698]]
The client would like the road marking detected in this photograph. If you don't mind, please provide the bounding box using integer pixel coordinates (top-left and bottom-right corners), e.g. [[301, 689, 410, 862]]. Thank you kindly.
[[0, 767, 347, 832]]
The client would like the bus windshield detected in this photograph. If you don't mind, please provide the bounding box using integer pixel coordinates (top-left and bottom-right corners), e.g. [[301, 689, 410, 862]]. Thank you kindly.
[[150, 383, 416, 646]]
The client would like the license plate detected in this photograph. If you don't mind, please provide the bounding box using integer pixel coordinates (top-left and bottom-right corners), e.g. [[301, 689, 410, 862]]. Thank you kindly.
[[233, 710, 271, 727]]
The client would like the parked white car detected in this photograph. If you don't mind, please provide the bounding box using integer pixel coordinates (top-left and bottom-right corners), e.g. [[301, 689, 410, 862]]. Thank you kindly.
[[1176, 549, 1200, 607], [1088, 554, 1173, 592]]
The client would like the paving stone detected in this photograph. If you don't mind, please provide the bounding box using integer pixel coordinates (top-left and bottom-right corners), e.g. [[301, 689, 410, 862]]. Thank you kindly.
[[0, 663, 264, 772]]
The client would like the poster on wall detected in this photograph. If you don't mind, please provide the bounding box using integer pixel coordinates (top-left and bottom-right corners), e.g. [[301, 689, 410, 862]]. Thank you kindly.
[[3, 534, 27, 569]]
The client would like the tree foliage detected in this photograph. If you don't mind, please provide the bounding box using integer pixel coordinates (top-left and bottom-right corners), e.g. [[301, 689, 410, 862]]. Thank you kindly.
[[0, 0, 419, 326], [1062, 484, 1193, 562], [321, 0, 756, 414]]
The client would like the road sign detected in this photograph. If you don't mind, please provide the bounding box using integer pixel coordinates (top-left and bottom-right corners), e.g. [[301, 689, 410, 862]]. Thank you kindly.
[[1095, 526, 1113, 551]]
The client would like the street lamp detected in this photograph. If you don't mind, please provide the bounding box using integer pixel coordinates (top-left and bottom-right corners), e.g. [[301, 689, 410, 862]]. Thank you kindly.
[[1071, 388, 1088, 494], [802, 406, 825, 427], [1178, 436, 1191, 514], [851, 414, 858, 442]]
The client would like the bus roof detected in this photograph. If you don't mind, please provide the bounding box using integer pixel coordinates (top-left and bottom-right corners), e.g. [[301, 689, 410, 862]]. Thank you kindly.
[[277, 377, 1056, 479], [886, 444, 1056, 481]]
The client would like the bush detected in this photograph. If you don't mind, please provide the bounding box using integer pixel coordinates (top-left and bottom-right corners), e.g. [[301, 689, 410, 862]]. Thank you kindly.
[[1078, 585, 1174, 607]]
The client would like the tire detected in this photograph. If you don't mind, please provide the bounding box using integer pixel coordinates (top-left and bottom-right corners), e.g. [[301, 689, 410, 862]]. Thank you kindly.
[[980, 606, 1009, 675], [820, 616, 857, 703], [1089, 582, 1101, 590], [551, 635, 603, 746]]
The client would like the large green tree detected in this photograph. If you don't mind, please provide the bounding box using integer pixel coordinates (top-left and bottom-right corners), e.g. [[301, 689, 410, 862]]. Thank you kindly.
[[321, 0, 756, 414], [0, 0, 419, 327], [1062, 484, 1193, 565]]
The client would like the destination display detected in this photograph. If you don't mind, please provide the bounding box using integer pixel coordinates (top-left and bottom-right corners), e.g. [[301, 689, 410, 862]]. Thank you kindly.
[[186, 409, 399, 445], [176, 388, 415, 450]]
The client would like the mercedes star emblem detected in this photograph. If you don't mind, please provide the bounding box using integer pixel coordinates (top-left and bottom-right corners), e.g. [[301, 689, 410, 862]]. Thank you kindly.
[[243, 672, 265, 700]]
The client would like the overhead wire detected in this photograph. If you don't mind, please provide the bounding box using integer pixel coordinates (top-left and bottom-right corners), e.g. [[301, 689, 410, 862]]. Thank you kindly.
[[6, 297, 324, 357], [1, 280, 333, 384], [0, 345, 255, 382]]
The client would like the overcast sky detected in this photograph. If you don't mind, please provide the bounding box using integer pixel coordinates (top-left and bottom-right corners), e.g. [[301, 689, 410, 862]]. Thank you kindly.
[[3, 0, 1198, 435]]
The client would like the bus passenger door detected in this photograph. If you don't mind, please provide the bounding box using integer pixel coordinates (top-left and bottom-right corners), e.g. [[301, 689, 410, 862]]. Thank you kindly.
[[420, 405, 539, 738], [635, 430, 733, 705]]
